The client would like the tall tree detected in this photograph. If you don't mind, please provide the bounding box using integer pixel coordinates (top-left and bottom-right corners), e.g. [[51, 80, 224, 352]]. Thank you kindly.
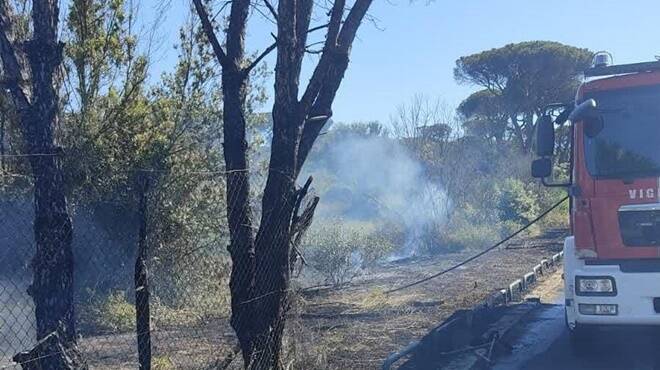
[[192, 0, 373, 367], [457, 89, 509, 144], [61, 0, 150, 201], [455, 41, 593, 152], [0, 0, 84, 366]]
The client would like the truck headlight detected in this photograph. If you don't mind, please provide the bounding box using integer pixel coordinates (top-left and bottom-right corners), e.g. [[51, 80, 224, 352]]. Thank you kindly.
[[575, 276, 616, 296]]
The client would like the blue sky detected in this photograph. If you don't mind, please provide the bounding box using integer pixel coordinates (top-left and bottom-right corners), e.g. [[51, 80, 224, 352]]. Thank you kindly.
[[145, 0, 660, 123]]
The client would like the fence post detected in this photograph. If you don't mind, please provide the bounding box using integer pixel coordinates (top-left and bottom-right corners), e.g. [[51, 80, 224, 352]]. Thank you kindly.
[[135, 176, 151, 370]]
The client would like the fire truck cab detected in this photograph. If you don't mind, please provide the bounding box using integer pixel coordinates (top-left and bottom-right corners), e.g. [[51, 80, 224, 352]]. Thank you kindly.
[[533, 53, 660, 343]]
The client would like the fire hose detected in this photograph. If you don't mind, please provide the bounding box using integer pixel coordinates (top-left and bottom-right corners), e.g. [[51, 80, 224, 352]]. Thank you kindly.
[[385, 195, 569, 294]]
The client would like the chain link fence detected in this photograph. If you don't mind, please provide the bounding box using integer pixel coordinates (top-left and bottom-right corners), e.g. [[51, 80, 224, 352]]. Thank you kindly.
[[0, 156, 250, 369], [0, 154, 567, 370]]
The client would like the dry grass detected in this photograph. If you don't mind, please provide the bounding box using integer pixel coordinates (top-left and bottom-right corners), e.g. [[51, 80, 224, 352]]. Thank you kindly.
[[292, 229, 566, 369], [4, 230, 564, 370], [528, 266, 564, 303]]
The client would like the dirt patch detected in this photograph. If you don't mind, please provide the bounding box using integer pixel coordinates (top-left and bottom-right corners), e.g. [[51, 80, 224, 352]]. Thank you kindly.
[[528, 267, 564, 304]]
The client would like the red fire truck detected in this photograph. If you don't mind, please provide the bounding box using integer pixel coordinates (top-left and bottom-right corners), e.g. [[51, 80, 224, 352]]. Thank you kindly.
[[533, 53, 660, 343]]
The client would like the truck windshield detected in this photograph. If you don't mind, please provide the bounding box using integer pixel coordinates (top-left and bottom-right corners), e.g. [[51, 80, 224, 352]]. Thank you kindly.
[[584, 84, 660, 178]]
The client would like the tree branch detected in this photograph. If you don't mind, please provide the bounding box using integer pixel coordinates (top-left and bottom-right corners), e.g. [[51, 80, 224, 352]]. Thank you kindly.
[[192, 0, 229, 68], [325, 0, 345, 49], [295, 0, 314, 47], [301, 0, 372, 111], [272, 0, 298, 108], [297, 0, 345, 113], [263, 0, 278, 21], [295, 0, 374, 176], [289, 176, 318, 273], [225, 0, 250, 65], [337, 0, 373, 52], [212, 1, 233, 22], [243, 40, 276, 75], [307, 23, 330, 34]]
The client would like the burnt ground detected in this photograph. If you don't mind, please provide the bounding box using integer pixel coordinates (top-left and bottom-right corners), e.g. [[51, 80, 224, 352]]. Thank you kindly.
[[0, 229, 566, 369], [293, 229, 566, 369]]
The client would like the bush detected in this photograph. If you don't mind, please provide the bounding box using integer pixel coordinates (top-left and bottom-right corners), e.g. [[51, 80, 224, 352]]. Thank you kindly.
[[497, 178, 540, 225], [497, 178, 569, 233], [81, 290, 135, 333], [433, 204, 502, 252], [152, 356, 175, 370], [150, 253, 231, 326], [302, 219, 397, 285], [537, 187, 570, 230]]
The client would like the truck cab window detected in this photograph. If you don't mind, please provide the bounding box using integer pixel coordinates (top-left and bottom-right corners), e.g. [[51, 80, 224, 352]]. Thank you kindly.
[[584, 85, 660, 179]]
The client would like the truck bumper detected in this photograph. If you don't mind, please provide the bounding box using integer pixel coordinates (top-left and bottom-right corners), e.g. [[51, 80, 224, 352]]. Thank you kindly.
[[564, 237, 660, 327]]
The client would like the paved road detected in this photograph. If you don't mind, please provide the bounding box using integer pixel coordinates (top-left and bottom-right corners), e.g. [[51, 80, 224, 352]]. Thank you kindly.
[[493, 303, 660, 370]]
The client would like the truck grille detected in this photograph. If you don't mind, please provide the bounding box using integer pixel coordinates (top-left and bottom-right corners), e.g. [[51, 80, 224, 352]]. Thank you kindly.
[[618, 204, 660, 247]]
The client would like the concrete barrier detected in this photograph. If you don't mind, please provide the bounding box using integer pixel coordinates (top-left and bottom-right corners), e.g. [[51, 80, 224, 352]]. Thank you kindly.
[[523, 272, 536, 288], [509, 279, 523, 301], [486, 289, 509, 307], [507, 255, 562, 303], [552, 253, 560, 264], [505, 286, 513, 302], [541, 258, 550, 270]]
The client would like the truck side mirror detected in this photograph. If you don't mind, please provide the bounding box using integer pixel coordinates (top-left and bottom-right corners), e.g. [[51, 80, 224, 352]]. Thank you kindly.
[[535, 115, 555, 157], [568, 98, 597, 122], [531, 158, 552, 178]]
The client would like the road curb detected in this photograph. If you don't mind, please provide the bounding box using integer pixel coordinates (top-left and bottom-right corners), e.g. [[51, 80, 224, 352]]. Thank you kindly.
[[383, 252, 564, 369], [502, 253, 562, 305]]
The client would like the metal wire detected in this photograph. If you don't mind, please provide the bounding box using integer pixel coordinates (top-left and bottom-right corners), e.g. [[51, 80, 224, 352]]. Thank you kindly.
[[385, 195, 569, 294]]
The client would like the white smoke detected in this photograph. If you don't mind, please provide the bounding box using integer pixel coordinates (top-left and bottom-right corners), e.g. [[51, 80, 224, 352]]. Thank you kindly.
[[312, 134, 451, 258]]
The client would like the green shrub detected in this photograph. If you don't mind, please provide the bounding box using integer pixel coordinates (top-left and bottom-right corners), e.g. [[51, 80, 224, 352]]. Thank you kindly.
[[497, 178, 540, 225], [302, 219, 397, 285], [151, 253, 231, 326], [444, 222, 501, 251], [82, 290, 135, 333], [537, 187, 570, 230], [434, 204, 501, 252], [152, 356, 175, 370], [362, 220, 404, 263], [498, 179, 569, 233]]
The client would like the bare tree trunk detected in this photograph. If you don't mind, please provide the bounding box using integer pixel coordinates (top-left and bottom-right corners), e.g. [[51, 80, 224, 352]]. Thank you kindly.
[[192, 0, 373, 367], [250, 132, 297, 369], [135, 177, 151, 370], [223, 71, 257, 364], [510, 113, 527, 152], [0, 2, 84, 368], [23, 3, 79, 347], [193, 0, 258, 361]]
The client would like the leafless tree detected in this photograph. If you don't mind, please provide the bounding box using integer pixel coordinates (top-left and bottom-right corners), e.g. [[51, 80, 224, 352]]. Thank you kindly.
[[191, 0, 374, 368], [390, 94, 459, 159]]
